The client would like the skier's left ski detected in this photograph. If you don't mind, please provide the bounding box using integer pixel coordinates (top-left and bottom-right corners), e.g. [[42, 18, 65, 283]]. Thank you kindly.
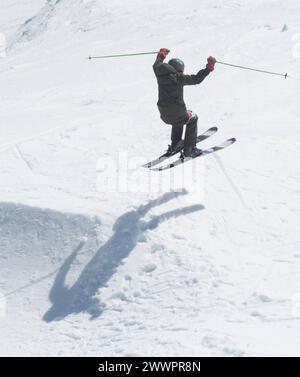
[[150, 138, 236, 171]]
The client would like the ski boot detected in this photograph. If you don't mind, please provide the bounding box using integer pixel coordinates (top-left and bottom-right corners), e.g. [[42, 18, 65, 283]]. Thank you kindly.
[[184, 146, 203, 158], [166, 140, 184, 156]]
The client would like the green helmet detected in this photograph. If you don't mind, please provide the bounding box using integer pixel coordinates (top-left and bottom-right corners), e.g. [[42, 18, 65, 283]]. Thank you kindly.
[[168, 58, 185, 73]]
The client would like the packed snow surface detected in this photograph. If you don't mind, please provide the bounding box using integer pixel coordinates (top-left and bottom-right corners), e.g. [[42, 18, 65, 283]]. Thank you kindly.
[[0, 0, 299, 356]]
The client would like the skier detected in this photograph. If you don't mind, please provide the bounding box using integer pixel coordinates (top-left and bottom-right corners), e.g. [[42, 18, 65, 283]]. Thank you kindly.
[[153, 48, 216, 157]]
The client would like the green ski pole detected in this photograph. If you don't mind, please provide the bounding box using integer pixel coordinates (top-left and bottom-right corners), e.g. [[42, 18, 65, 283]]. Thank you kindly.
[[87, 51, 158, 60], [216, 60, 288, 79]]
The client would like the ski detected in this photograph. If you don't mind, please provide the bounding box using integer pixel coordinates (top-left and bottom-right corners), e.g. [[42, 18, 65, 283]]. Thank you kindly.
[[150, 138, 236, 171], [142, 126, 218, 168]]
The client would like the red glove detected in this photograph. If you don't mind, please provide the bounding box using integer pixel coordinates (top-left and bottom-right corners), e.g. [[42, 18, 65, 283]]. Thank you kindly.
[[158, 48, 170, 58], [206, 56, 217, 71]]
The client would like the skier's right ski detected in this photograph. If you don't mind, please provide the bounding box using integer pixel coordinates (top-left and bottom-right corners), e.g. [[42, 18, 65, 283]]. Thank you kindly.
[[150, 137, 236, 171], [142, 126, 218, 168]]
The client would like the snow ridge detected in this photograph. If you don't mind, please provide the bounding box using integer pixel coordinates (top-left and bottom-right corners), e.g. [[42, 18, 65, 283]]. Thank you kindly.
[[9, 0, 62, 47]]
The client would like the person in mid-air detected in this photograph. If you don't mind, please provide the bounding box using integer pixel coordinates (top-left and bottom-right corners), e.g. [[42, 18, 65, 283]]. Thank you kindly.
[[153, 48, 216, 157]]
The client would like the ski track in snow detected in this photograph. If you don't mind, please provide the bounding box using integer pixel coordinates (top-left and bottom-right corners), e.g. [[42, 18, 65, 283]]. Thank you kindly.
[[0, 0, 300, 356]]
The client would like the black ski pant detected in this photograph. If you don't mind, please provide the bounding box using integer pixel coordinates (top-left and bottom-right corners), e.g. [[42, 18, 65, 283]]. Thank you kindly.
[[171, 112, 198, 149]]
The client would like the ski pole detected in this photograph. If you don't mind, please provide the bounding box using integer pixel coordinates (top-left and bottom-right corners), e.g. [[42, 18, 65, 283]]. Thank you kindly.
[[87, 51, 158, 60], [216, 60, 289, 79]]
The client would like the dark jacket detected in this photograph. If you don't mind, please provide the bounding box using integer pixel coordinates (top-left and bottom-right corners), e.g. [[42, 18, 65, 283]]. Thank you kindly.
[[153, 55, 210, 124]]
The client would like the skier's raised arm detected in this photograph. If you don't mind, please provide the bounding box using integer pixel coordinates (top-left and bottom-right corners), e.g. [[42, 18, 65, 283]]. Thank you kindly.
[[153, 48, 170, 76], [179, 56, 217, 86]]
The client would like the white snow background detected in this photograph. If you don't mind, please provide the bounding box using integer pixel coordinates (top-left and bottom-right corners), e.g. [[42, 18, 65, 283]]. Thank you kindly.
[[0, 0, 299, 356]]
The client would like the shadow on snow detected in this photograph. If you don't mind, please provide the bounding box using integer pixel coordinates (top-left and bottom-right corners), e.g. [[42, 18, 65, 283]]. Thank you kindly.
[[43, 191, 204, 322]]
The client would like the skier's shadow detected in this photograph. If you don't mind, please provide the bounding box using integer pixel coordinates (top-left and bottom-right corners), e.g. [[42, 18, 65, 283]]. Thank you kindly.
[[43, 190, 204, 322]]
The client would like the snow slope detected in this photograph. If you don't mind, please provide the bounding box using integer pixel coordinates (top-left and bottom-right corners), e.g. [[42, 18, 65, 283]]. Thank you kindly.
[[0, 0, 300, 356]]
